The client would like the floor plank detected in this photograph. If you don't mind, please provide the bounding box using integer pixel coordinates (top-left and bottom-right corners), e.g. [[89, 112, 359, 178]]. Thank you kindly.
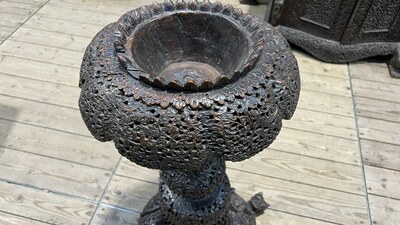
[[297, 90, 354, 117], [0, 25, 15, 43], [369, 195, 400, 225], [271, 128, 360, 165], [0, 95, 90, 136], [284, 108, 358, 140], [0, 181, 96, 225], [0, 1, 38, 15], [102, 175, 158, 212], [293, 51, 349, 79], [351, 78, 400, 103], [227, 169, 369, 225], [0, 55, 79, 86], [300, 72, 351, 97], [115, 158, 158, 183], [0, 12, 27, 27], [0, 119, 119, 170], [0, 211, 48, 225], [9, 26, 91, 52], [358, 117, 400, 146], [36, 4, 119, 26], [23, 15, 108, 38], [90, 204, 139, 225], [349, 61, 399, 85], [361, 139, 400, 171], [0, 40, 83, 68], [228, 149, 364, 194], [0, 73, 79, 109], [0, 147, 111, 200], [354, 96, 400, 123], [365, 166, 400, 200]]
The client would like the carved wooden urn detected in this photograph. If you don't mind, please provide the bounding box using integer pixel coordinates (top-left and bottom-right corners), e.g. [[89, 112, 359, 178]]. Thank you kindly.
[[78, 1, 300, 224]]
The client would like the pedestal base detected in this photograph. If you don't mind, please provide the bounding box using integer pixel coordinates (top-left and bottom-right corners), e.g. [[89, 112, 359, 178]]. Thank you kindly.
[[138, 192, 269, 225]]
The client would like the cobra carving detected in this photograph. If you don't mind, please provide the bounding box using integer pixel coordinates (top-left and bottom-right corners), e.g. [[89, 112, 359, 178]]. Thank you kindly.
[[79, 1, 300, 224]]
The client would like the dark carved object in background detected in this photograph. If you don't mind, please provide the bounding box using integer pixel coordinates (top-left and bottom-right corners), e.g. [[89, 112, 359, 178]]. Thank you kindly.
[[269, 0, 400, 78], [79, 1, 300, 224]]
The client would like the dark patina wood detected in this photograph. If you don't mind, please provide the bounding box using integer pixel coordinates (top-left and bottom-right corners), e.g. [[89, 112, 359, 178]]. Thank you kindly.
[[79, 1, 300, 224]]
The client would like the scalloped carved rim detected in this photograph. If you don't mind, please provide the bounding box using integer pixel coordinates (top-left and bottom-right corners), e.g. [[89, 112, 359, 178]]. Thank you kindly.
[[113, 0, 266, 92]]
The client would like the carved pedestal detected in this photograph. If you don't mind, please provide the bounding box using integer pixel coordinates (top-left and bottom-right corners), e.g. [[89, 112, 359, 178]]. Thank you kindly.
[[79, 1, 300, 224]]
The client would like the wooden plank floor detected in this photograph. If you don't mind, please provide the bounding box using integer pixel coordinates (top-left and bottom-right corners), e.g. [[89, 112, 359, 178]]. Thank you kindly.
[[0, 0, 398, 224]]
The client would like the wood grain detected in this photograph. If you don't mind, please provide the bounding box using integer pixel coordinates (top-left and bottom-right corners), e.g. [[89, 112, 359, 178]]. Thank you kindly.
[[284, 108, 358, 140], [9, 27, 91, 52], [0, 73, 79, 108], [102, 175, 158, 212], [0, 94, 90, 136], [115, 158, 159, 183], [271, 128, 360, 165], [23, 15, 106, 38], [300, 72, 352, 97], [0, 1, 38, 15], [0, 147, 111, 200], [365, 166, 400, 200], [105, 166, 368, 224], [358, 117, 400, 146], [0, 12, 27, 27], [0, 211, 48, 225], [0, 26, 15, 43], [0, 40, 83, 68], [351, 78, 400, 103], [90, 204, 139, 225], [361, 139, 400, 171], [0, 181, 96, 225], [355, 96, 400, 123], [0, 55, 80, 86], [228, 149, 364, 194], [227, 169, 369, 225], [369, 195, 400, 225], [297, 89, 353, 117], [0, 119, 119, 170], [293, 51, 349, 78], [349, 61, 400, 85]]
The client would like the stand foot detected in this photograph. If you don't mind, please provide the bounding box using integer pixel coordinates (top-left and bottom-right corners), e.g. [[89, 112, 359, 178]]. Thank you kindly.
[[138, 192, 269, 225]]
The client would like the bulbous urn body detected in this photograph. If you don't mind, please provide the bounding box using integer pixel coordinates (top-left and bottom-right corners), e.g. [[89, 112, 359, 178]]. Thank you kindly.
[[79, 1, 300, 224]]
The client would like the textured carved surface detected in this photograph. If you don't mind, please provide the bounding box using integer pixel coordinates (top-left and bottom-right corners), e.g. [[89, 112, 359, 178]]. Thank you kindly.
[[277, 26, 400, 78], [79, 1, 300, 224], [269, 0, 400, 79]]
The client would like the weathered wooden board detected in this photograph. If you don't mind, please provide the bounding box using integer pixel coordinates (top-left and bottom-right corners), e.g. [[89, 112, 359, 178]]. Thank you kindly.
[[361, 139, 400, 171], [369, 195, 400, 225], [0, 119, 119, 170], [297, 89, 353, 117], [300, 72, 352, 97], [9, 27, 91, 52], [0, 95, 89, 136], [0, 181, 96, 225], [365, 166, 400, 200], [227, 149, 364, 194], [283, 108, 358, 140], [90, 204, 140, 225], [349, 61, 400, 85], [0, 1, 38, 15], [293, 51, 349, 78], [354, 96, 400, 123], [0, 147, 111, 200], [352, 78, 400, 103], [358, 116, 400, 146], [0, 25, 15, 43], [0, 55, 79, 86], [0, 40, 83, 68], [0, 73, 80, 108], [0, 12, 27, 27], [102, 175, 159, 212], [0, 211, 48, 225], [271, 128, 360, 165]]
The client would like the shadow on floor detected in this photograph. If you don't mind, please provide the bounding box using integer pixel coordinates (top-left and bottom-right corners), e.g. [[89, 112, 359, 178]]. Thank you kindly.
[[0, 103, 19, 147]]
